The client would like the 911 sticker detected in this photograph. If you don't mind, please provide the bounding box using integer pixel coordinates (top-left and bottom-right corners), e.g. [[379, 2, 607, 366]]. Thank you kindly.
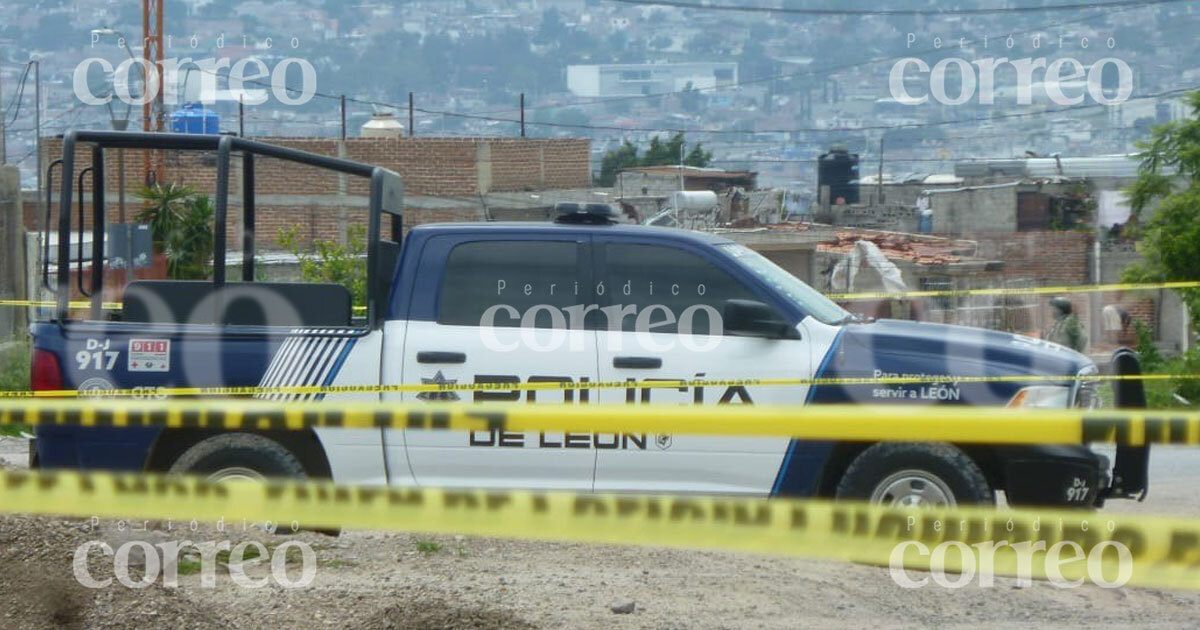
[[128, 339, 170, 372]]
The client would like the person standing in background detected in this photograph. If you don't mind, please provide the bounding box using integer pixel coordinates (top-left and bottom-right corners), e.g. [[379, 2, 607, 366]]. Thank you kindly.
[[1045, 296, 1088, 352]]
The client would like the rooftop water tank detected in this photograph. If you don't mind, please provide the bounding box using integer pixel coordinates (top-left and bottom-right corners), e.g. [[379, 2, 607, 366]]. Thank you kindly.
[[818, 146, 860, 204], [361, 112, 405, 138], [170, 103, 219, 134]]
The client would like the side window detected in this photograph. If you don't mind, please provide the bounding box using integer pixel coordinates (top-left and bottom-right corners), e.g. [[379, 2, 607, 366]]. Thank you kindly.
[[601, 243, 759, 334], [439, 240, 584, 328]]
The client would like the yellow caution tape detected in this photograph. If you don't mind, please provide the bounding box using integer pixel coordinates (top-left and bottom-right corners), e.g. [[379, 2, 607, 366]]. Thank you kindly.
[[0, 299, 124, 310], [0, 299, 368, 313], [1, 371, 1196, 400], [2, 468, 1199, 590], [828, 280, 1200, 301], [3, 280, 1194, 310], [3, 398, 1199, 445]]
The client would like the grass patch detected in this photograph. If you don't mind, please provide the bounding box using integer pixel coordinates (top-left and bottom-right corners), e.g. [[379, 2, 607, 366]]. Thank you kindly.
[[0, 342, 29, 391], [216, 544, 264, 565], [319, 558, 360, 569], [176, 559, 204, 575], [0, 342, 29, 437], [415, 539, 442, 555]]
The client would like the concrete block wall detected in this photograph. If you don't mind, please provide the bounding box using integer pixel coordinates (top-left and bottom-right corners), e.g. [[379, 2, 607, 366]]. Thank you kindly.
[[930, 185, 1018, 233]]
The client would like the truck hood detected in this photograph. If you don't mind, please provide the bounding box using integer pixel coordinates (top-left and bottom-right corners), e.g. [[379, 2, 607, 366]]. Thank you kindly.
[[809, 319, 1094, 405]]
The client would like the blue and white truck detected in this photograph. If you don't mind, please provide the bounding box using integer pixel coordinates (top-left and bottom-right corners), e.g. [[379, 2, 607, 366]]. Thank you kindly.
[[29, 132, 1149, 508]]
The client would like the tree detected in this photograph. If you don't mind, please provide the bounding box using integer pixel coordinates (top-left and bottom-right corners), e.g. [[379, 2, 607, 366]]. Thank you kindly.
[[596, 133, 713, 186], [1122, 90, 1200, 329], [134, 183, 195, 252], [534, 7, 568, 46], [598, 141, 639, 187], [133, 184, 214, 280], [641, 133, 712, 169]]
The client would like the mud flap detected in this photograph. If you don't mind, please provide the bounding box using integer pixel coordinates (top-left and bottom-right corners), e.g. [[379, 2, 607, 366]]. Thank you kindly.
[[1103, 348, 1149, 500]]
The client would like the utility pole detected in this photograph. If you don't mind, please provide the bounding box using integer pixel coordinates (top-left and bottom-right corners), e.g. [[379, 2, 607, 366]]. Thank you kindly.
[[519, 92, 525, 138], [34, 60, 42, 223], [340, 94, 346, 140], [0, 65, 5, 164], [143, 0, 165, 185], [238, 97, 244, 137], [408, 92, 414, 137], [678, 137, 685, 191], [876, 135, 885, 204]]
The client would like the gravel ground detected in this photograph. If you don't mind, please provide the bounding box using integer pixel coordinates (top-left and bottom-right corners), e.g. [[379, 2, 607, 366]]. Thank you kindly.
[[2, 436, 1198, 630]]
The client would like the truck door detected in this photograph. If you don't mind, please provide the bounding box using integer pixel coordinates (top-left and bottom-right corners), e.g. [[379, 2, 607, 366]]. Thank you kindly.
[[391, 236, 599, 490], [591, 239, 811, 495]]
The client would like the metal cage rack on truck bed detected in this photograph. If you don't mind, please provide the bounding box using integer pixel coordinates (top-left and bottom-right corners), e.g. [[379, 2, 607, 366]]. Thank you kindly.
[[44, 131, 404, 330]]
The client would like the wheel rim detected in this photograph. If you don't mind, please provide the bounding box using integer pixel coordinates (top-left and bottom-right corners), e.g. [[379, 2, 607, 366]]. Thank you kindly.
[[204, 467, 266, 483], [869, 469, 956, 507]]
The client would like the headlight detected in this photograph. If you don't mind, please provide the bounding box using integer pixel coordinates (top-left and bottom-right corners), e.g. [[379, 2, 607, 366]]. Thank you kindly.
[[1074, 364, 1102, 409], [1007, 385, 1072, 409], [1075, 380, 1102, 409]]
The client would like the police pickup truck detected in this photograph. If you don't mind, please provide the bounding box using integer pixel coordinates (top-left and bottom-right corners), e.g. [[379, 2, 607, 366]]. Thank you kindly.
[[30, 132, 1148, 509]]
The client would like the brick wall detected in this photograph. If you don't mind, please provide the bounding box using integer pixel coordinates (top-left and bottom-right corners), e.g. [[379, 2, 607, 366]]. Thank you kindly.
[[971, 231, 1093, 287], [30, 134, 590, 248], [963, 230, 1163, 349], [38, 135, 589, 199]]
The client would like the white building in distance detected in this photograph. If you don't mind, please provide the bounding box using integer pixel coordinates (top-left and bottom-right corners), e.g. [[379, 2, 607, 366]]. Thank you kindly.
[[566, 62, 738, 98]]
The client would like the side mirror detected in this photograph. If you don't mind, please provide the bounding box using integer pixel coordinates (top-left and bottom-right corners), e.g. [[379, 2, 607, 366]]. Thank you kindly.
[[723, 299, 799, 339]]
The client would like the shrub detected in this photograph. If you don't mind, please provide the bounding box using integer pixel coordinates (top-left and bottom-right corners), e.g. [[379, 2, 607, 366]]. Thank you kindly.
[[278, 225, 368, 307]]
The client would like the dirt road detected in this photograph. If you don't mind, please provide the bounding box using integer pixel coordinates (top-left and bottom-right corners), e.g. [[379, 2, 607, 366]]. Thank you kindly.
[[2, 436, 1198, 629]]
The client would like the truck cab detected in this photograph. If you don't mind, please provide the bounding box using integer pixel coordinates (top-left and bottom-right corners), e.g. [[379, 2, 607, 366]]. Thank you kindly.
[[30, 132, 1145, 509]]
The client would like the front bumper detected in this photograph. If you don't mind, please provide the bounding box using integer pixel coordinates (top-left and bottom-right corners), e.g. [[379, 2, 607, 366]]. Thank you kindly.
[[1000, 445, 1111, 508]]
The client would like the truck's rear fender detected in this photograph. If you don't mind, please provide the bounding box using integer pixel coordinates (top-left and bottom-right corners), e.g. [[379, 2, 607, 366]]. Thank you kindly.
[[30, 321, 363, 473], [30, 321, 289, 392]]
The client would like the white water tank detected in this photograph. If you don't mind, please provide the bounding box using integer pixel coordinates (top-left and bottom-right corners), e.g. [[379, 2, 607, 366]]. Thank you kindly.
[[671, 190, 718, 212], [361, 112, 405, 138]]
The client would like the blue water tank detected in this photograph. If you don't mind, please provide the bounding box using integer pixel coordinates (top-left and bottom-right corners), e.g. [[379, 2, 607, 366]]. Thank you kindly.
[[170, 103, 220, 134]]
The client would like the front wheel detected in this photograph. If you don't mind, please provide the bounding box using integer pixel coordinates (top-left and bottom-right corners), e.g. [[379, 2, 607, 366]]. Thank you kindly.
[[835, 442, 994, 507]]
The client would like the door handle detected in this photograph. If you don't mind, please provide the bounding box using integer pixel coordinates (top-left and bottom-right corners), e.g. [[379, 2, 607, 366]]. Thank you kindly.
[[417, 351, 467, 364], [613, 356, 662, 369]]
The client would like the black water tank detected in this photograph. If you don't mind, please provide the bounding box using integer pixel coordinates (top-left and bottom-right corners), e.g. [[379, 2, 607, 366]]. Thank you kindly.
[[818, 147, 860, 204]]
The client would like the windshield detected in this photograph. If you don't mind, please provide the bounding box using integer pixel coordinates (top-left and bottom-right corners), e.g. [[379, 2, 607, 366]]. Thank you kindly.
[[718, 243, 850, 326]]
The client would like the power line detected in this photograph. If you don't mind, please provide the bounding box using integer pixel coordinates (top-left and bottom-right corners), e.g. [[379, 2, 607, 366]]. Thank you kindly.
[[6, 102, 94, 134], [603, 0, 1187, 16], [5, 62, 32, 126], [13, 146, 38, 165]]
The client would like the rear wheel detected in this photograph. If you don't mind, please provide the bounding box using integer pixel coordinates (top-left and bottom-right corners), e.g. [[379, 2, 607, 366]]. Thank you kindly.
[[168, 433, 307, 482], [835, 442, 993, 507], [168, 433, 337, 535]]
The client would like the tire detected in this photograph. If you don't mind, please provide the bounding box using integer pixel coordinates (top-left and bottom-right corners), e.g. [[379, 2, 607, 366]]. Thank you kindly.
[[168, 433, 308, 482], [168, 433, 340, 536], [835, 442, 993, 507]]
